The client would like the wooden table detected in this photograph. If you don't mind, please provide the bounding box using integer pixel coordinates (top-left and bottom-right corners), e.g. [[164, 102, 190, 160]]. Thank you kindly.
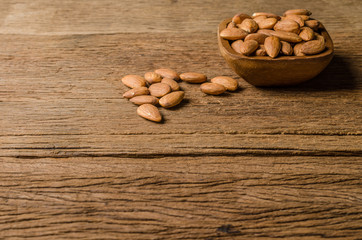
[[1, 0, 361, 239]]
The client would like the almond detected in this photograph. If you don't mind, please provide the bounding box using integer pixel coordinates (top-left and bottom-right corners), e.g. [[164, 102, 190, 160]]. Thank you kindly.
[[159, 91, 184, 108], [240, 40, 259, 56], [280, 41, 293, 55], [301, 33, 325, 55], [299, 15, 310, 21], [255, 45, 267, 56], [155, 68, 180, 81], [210, 76, 238, 91], [305, 20, 320, 31], [252, 12, 281, 20], [227, 21, 237, 29], [130, 95, 159, 105], [244, 33, 268, 44], [123, 87, 149, 99], [259, 29, 302, 43], [137, 104, 162, 122], [285, 14, 304, 27], [253, 15, 267, 25], [220, 28, 248, 40], [273, 19, 300, 34], [144, 72, 162, 84], [148, 83, 171, 97], [200, 83, 226, 95], [231, 40, 244, 54], [238, 19, 258, 33], [232, 13, 251, 24], [264, 36, 281, 58], [284, 9, 312, 16], [161, 78, 180, 91], [294, 42, 306, 56], [258, 17, 278, 29], [299, 27, 314, 41], [121, 75, 147, 88], [180, 72, 207, 83]]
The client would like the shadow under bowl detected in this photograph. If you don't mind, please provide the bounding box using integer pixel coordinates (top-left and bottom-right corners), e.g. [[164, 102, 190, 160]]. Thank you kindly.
[[218, 18, 334, 87]]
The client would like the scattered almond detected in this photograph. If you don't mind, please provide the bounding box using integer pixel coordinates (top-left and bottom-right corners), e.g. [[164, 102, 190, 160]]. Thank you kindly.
[[155, 68, 180, 81], [159, 91, 185, 108], [137, 104, 162, 122], [121, 75, 147, 88], [240, 40, 259, 56], [210, 76, 239, 91], [149, 83, 171, 97], [123, 87, 149, 99], [264, 36, 281, 58], [200, 83, 226, 95], [130, 95, 159, 105], [180, 72, 207, 83], [144, 72, 162, 84], [161, 78, 180, 91]]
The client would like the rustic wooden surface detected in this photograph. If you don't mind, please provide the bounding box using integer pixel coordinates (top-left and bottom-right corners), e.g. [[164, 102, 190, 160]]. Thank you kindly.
[[0, 0, 361, 239]]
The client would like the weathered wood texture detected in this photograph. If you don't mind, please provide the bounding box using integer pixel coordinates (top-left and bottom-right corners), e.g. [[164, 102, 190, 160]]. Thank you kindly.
[[0, 0, 361, 239]]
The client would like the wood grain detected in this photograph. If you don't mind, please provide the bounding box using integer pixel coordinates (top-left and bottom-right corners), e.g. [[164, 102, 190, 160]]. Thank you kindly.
[[0, 0, 361, 239]]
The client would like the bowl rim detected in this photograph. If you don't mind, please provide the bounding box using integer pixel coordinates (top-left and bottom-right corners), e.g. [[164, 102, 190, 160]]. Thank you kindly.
[[218, 18, 334, 61]]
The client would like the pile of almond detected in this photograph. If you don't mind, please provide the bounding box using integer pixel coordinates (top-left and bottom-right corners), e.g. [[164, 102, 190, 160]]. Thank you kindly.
[[121, 69, 239, 122], [220, 9, 326, 58]]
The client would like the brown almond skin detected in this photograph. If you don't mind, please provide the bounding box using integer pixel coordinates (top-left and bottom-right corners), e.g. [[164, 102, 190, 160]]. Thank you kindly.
[[231, 40, 243, 54], [280, 41, 293, 55], [211, 76, 238, 91], [252, 12, 281, 20], [238, 19, 258, 33], [137, 104, 162, 122], [255, 45, 267, 56], [130, 95, 159, 106], [231, 13, 251, 24], [121, 75, 147, 88], [227, 22, 237, 29], [159, 91, 184, 108], [253, 15, 267, 25], [258, 29, 302, 43], [285, 14, 304, 27], [258, 17, 278, 29], [299, 15, 310, 21], [123, 87, 149, 99], [244, 33, 268, 44], [294, 42, 306, 56], [180, 72, 207, 83], [299, 27, 315, 41], [144, 72, 162, 84], [200, 83, 226, 95], [264, 36, 281, 58], [305, 20, 320, 31], [155, 68, 180, 81], [273, 19, 300, 34], [148, 83, 171, 98], [240, 40, 259, 56], [161, 78, 180, 91], [300, 33, 325, 55], [220, 28, 248, 40], [284, 9, 312, 16]]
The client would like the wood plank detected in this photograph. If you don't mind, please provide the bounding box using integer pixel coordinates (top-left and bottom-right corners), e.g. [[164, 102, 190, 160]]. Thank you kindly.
[[1, 156, 361, 239]]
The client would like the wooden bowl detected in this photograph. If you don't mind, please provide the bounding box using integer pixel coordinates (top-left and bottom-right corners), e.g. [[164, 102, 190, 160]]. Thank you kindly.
[[218, 18, 334, 86]]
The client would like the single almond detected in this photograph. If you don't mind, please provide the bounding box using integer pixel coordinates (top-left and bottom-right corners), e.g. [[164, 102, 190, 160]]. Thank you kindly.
[[232, 13, 251, 24], [121, 75, 147, 88], [294, 42, 306, 56], [137, 104, 162, 122], [200, 83, 226, 95], [180, 72, 207, 83], [285, 14, 304, 27], [253, 15, 267, 25], [123, 87, 149, 99], [220, 28, 248, 40], [148, 83, 171, 97], [258, 17, 278, 29], [161, 78, 180, 91], [300, 33, 325, 55], [299, 15, 310, 21], [273, 19, 300, 34], [155, 68, 180, 81], [264, 36, 281, 58], [231, 40, 244, 54], [130, 95, 159, 105], [159, 91, 184, 108], [252, 12, 281, 20], [227, 21, 237, 29], [255, 45, 267, 56], [259, 29, 302, 43], [211, 76, 238, 91], [238, 19, 258, 33], [299, 27, 314, 41], [305, 20, 320, 31], [240, 40, 259, 56], [144, 72, 162, 84], [280, 41, 293, 55], [244, 33, 268, 44], [284, 9, 312, 16]]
